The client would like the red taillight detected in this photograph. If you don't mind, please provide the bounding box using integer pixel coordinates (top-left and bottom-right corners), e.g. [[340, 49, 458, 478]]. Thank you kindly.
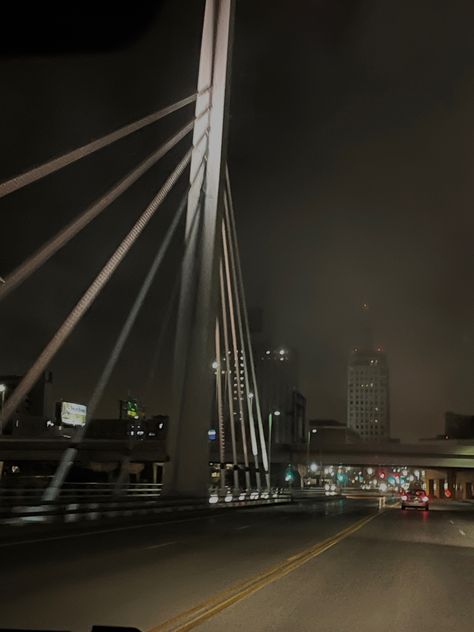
[[422, 496, 429, 503], [401, 495, 408, 501]]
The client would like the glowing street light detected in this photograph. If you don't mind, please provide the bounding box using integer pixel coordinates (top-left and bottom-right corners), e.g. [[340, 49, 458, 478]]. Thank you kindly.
[[0, 383, 6, 434], [267, 410, 280, 489], [306, 428, 318, 475]]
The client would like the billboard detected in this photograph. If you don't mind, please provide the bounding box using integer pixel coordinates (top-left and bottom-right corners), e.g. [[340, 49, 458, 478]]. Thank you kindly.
[[60, 401, 87, 427]]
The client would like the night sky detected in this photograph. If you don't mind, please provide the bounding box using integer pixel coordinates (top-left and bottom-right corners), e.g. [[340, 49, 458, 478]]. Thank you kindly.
[[1, 1, 473, 441]]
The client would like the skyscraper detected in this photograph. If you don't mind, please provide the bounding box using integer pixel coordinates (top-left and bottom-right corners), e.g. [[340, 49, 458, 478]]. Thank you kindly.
[[347, 348, 390, 440], [346, 304, 390, 441]]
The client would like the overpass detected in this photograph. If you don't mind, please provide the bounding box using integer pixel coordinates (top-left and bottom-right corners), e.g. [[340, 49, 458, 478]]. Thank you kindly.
[[211, 440, 474, 470], [3, 436, 473, 473], [0, 437, 166, 464], [286, 440, 474, 469]]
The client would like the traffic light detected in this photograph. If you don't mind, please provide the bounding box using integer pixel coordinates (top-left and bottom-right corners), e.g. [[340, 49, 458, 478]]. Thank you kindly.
[[285, 465, 295, 483]]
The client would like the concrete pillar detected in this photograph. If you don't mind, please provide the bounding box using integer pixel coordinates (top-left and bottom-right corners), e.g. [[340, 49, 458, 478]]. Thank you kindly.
[[447, 470, 456, 498], [163, 0, 235, 497]]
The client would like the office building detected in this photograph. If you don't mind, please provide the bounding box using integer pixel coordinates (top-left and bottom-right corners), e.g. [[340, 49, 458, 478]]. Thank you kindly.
[[347, 348, 390, 441]]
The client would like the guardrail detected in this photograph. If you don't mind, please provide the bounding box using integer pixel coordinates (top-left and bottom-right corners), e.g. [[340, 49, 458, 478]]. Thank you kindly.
[[0, 485, 292, 526]]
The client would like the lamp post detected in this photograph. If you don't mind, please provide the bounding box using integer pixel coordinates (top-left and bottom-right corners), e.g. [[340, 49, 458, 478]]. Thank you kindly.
[[306, 428, 317, 479], [267, 410, 280, 488], [0, 384, 6, 436]]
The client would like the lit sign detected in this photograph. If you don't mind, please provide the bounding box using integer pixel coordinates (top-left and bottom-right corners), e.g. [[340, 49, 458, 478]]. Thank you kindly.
[[60, 402, 87, 427], [127, 399, 140, 419], [208, 429, 217, 441]]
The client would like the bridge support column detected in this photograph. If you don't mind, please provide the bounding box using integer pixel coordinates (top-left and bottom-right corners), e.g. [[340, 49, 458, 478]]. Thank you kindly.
[[163, 0, 235, 497]]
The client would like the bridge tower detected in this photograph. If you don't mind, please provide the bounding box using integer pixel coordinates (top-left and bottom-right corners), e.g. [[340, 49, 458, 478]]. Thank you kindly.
[[163, 0, 235, 496]]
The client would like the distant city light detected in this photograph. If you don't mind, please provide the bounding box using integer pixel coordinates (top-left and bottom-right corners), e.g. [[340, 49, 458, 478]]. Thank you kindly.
[[211, 360, 218, 370], [279, 348, 286, 355], [310, 463, 318, 473]]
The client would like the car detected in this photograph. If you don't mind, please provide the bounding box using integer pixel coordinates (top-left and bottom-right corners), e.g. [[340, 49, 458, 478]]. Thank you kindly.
[[401, 486, 429, 511]]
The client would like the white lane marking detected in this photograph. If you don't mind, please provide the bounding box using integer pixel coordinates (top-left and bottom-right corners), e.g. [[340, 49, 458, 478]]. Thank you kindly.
[[459, 529, 466, 536], [235, 525, 250, 530], [144, 541, 178, 550], [0, 514, 224, 549], [449, 520, 454, 525]]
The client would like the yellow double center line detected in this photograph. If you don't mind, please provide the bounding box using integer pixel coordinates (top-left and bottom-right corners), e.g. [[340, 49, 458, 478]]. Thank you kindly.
[[149, 510, 382, 632]]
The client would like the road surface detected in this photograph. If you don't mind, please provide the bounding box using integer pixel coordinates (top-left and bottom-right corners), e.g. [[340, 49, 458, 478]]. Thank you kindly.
[[0, 498, 473, 631]]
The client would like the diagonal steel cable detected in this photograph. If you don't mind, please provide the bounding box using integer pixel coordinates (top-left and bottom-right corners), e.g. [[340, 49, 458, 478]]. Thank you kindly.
[[85, 159, 207, 425], [0, 89, 210, 200], [221, 220, 251, 491], [0, 108, 210, 303], [42, 159, 207, 501], [225, 165, 270, 488], [144, 178, 205, 398], [0, 129, 208, 430], [223, 192, 261, 491], [214, 318, 227, 492], [219, 262, 240, 492]]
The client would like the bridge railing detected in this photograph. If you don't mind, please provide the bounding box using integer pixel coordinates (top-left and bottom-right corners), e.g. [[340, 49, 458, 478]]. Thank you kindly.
[[0, 484, 292, 527]]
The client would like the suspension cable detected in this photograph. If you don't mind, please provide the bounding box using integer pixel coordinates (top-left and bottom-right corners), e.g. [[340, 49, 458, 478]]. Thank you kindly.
[[221, 220, 251, 491], [144, 175, 204, 398], [225, 166, 270, 488], [219, 262, 239, 491], [85, 156, 207, 425], [223, 194, 261, 491], [0, 130, 208, 431], [42, 159, 207, 501], [214, 318, 226, 492], [0, 90, 210, 200], [0, 109, 210, 303]]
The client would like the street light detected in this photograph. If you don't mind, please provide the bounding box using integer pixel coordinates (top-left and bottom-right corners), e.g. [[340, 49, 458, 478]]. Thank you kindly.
[[306, 428, 317, 474], [268, 410, 280, 488], [0, 384, 6, 435]]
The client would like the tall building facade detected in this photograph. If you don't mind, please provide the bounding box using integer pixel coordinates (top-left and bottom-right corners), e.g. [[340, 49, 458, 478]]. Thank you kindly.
[[254, 345, 305, 445], [347, 348, 390, 440]]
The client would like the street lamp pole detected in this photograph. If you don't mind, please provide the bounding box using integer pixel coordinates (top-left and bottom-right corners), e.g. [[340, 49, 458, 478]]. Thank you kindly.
[[267, 410, 280, 489], [0, 384, 6, 435], [306, 428, 317, 476]]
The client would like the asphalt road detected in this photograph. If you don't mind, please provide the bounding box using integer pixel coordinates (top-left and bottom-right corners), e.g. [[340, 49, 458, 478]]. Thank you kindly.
[[0, 498, 473, 632]]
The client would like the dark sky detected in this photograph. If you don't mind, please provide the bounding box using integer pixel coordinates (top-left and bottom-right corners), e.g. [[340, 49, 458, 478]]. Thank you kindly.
[[1, 1, 473, 441]]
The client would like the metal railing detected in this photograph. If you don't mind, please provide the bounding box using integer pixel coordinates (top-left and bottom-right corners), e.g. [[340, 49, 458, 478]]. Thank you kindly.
[[0, 483, 292, 526]]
